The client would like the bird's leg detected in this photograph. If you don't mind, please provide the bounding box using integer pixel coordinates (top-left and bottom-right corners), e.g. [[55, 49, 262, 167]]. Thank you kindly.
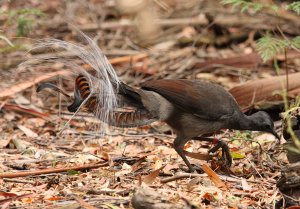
[[192, 136, 232, 167], [173, 137, 196, 173]]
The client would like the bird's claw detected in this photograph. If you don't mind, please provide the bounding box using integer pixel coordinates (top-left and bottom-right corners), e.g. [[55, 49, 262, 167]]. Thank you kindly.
[[208, 139, 232, 167]]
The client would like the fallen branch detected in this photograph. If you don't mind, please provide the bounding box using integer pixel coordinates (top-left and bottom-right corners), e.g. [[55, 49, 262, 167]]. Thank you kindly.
[[161, 173, 207, 183], [192, 51, 300, 71], [0, 162, 108, 178], [0, 70, 70, 98], [2, 103, 51, 120], [192, 53, 263, 70], [229, 72, 300, 109]]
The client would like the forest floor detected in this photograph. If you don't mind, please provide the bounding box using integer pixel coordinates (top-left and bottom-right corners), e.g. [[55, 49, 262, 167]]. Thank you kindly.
[[0, 0, 300, 208]]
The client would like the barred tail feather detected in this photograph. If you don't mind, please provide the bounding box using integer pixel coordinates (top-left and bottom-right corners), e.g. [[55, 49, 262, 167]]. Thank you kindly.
[[37, 74, 156, 127], [74, 75, 155, 127]]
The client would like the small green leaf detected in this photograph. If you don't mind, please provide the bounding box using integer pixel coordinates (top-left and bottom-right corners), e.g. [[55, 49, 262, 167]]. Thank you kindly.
[[220, 0, 276, 13], [287, 2, 300, 14], [231, 152, 245, 159], [67, 170, 81, 175]]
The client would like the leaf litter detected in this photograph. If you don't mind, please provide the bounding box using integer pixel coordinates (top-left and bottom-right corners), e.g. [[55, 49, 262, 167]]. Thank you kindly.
[[1, 0, 299, 208]]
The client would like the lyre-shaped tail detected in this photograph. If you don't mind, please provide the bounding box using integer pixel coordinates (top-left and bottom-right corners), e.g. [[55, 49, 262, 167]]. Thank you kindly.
[[37, 75, 156, 127]]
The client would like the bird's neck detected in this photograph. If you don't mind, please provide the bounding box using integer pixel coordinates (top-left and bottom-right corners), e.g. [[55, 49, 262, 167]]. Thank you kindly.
[[230, 113, 256, 131]]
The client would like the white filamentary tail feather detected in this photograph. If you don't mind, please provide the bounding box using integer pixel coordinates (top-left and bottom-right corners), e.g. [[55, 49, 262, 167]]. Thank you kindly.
[[20, 31, 121, 135]]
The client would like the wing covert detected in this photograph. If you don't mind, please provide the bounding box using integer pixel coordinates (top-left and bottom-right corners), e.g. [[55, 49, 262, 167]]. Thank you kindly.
[[141, 79, 238, 120]]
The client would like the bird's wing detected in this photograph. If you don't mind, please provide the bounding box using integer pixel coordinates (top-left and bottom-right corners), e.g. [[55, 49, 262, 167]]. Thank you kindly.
[[141, 79, 239, 120]]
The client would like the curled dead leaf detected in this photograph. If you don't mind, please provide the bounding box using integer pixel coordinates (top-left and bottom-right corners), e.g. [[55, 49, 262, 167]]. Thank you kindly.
[[202, 164, 227, 191], [142, 165, 166, 185]]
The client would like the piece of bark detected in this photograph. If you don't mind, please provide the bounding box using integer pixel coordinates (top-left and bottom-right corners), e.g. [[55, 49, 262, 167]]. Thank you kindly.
[[229, 72, 300, 109], [131, 187, 190, 209], [192, 51, 300, 72], [193, 52, 264, 71]]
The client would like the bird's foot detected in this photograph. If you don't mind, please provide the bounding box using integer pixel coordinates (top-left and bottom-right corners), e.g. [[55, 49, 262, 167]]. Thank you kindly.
[[208, 139, 232, 167]]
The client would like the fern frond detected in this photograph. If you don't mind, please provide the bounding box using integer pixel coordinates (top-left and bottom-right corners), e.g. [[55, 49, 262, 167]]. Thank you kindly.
[[291, 36, 300, 49], [287, 2, 300, 14], [220, 0, 278, 13], [256, 34, 289, 62]]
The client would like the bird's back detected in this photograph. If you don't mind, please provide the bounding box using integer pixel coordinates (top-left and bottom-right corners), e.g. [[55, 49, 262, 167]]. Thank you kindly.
[[141, 79, 241, 121]]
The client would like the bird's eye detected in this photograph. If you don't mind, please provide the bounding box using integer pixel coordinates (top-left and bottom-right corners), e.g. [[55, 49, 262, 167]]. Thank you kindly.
[[265, 124, 271, 129]]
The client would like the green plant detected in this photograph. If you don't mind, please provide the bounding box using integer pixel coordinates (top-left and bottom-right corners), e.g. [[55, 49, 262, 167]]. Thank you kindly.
[[287, 2, 300, 14], [257, 34, 300, 63], [221, 0, 278, 12], [220, 0, 300, 153], [281, 96, 300, 154], [3, 8, 44, 36]]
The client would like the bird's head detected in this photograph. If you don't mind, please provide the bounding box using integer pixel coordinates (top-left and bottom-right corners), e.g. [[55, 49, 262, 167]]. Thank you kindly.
[[247, 111, 279, 139]]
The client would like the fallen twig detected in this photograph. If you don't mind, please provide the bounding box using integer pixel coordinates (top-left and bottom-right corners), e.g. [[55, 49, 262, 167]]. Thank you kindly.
[[0, 163, 108, 178], [0, 70, 70, 98], [3, 178, 36, 184], [161, 173, 207, 183], [2, 103, 51, 120]]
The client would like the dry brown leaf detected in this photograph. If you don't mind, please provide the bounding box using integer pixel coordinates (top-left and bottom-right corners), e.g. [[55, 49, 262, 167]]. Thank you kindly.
[[26, 118, 46, 127], [186, 176, 201, 191], [131, 157, 147, 173], [229, 72, 300, 109], [115, 163, 132, 177], [3, 112, 16, 121], [201, 164, 227, 191], [11, 138, 33, 151], [142, 165, 166, 185], [184, 150, 210, 161], [0, 192, 17, 198], [73, 195, 98, 209], [17, 125, 38, 138], [0, 138, 11, 149], [0, 193, 33, 207], [241, 178, 252, 192], [153, 157, 163, 170]]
